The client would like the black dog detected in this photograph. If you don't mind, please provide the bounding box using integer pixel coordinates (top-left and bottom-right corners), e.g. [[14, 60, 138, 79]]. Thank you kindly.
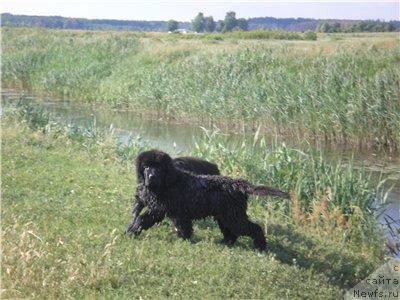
[[126, 156, 220, 233], [126, 150, 289, 250]]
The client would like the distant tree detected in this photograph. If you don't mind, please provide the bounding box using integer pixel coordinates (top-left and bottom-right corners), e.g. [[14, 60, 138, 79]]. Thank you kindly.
[[385, 22, 396, 32], [64, 19, 79, 29], [204, 16, 215, 32], [192, 12, 205, 32], [167, 19, 179, 32], [236, 18, 248, 31], [53, 19, 64, 28], [363, 21, 375, 31], [317, 20, 397, 33], [341, 20, 396, 33], [215, 21, 224, 32], [223, 11, 237, 32], [317, 22, 331, 33], [331, 22, 341, 33]]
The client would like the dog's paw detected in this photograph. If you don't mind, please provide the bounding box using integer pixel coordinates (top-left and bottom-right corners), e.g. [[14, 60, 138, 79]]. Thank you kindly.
[[125, 222, 142, 236], [220, 238, 235, 246], [254, 241, 267, 252]]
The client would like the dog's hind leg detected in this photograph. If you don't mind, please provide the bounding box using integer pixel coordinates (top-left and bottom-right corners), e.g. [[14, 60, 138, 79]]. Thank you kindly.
[[246, 220, 267, 251], [172, 217, 193, 240], [216, 219, 238, 245], [223, 216, 267, 251]]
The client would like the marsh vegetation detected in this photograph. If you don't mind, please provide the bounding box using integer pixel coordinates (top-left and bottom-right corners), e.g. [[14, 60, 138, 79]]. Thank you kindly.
[[2, 28, 399, 151]]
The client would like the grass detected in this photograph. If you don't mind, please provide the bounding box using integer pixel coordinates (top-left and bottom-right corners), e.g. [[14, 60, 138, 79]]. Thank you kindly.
[[1, 106, 388, 298], [2, 28, 400, 151], [171, 29, 317, 41]]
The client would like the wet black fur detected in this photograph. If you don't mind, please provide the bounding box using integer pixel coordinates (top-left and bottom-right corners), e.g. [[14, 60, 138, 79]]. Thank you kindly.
[[172, 156, 220, 176], [126, 155, 220, 234], [126, 150, 290, 251]]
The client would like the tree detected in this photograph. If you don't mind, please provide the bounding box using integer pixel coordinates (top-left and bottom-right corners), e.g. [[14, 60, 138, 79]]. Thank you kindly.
[[236, 18, 248, 31], [167, 19, 178, 32], [331, 22, 341, 33], [192, 12, 205, 32], [317, 22, 330, 33], [204, 16, 215, 32], [385, 22, 396, 32], [223, 11, 237, 32], [216, 21, 224, 32]]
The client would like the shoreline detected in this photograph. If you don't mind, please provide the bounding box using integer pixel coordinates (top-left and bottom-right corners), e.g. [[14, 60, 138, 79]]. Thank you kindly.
[[3, 85, 399, 157]]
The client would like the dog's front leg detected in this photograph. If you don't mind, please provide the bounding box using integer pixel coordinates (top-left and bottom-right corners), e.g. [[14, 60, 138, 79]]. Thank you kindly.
[[125, 192, 145, 234], [126, 209, 165, 236], [172, 218, 193, 240], [131, 193, 145, 222]]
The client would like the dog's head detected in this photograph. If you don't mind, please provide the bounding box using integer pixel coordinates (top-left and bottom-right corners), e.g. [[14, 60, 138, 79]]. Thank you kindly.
[[136, 150, 176, 192]]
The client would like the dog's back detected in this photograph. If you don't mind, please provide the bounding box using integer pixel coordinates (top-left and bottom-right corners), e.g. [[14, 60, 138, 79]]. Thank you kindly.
[[170, 170, 288, 212], [173, 157, 220, 176], [164, 171, 246, 220]]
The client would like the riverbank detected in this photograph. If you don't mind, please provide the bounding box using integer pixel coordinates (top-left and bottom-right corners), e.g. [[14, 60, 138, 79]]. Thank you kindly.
[[2, 106, 388, 298], [2, 28, 399, 151]]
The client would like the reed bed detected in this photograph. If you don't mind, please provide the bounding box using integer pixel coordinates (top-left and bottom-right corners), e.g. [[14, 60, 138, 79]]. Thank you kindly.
[[2, 27, 399, 151]]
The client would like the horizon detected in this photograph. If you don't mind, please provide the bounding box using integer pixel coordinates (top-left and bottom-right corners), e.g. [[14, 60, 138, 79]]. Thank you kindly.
[[2, 11, 399, 23], [1, 1, 399, 22]]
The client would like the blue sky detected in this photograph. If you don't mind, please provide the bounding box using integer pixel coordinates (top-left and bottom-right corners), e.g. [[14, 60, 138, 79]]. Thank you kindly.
[[1, 1, 399, 21]]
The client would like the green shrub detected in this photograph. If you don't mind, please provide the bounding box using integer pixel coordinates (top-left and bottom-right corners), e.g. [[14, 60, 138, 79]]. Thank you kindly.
[[304, 31, 317, 40]]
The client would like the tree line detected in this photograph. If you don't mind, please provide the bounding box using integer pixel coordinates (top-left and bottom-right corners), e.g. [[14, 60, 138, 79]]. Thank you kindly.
[[2, 13, 399, 33], [171, 13, 399, 33], [168, 11, 248, 32], [1, 13, 171, 31], [316, 20, 398, 33]]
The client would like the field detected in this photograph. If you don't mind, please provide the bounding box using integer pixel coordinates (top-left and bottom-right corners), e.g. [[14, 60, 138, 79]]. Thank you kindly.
[[2, 28, 400, 151], [1, 104, 387, 298]]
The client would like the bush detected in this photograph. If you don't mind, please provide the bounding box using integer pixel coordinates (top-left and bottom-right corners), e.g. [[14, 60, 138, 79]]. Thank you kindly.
[[304, 31, 317, 41]]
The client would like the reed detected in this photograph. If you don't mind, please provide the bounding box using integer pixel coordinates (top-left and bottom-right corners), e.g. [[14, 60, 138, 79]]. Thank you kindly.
[[2, 27, 399, 151], [192, 129, 388, 246]]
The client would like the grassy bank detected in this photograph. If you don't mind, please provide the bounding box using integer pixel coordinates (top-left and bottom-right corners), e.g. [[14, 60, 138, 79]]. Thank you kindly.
[[2, 28, 400, 151], [2, 105, 387, 298]]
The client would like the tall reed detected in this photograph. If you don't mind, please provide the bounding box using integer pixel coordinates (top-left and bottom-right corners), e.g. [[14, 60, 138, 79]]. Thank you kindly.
[[192, 129, 388, 244], [3, 28, 399, 150]]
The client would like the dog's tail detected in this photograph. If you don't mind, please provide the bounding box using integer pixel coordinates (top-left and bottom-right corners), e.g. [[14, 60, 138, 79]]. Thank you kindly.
[[249, 185, 290, 199]]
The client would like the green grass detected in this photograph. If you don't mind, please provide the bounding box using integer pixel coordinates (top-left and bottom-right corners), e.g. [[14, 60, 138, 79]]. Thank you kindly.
[[2, 28, 399, 151], [1, 108, 387, 298], [171, 29, 317, 41]]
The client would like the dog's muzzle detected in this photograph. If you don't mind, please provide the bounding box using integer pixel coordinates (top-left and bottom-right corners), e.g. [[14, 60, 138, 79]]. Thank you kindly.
[[144, 167, 158, 188]]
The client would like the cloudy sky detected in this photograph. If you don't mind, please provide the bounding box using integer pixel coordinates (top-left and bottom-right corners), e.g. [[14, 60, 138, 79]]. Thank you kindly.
[[1, 1, 399, 21]]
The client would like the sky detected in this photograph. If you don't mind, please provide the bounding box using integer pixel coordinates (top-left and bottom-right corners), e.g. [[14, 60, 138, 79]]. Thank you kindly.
[[1, 1, 399, 22]]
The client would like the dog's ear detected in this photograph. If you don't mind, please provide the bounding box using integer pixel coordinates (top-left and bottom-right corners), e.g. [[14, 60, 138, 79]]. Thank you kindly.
[[161, 152, 177, 187], [135, 154, 145, 184]]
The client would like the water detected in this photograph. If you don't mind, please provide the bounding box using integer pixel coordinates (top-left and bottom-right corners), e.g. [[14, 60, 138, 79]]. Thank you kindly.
[[2, 88, 399, 256]]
